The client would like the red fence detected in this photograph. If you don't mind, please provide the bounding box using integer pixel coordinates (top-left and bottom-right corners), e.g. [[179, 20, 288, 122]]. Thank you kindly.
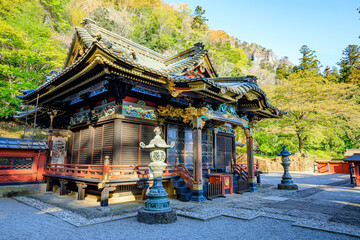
[[0, 149, 47, 183], [316, 160, 350, 174]]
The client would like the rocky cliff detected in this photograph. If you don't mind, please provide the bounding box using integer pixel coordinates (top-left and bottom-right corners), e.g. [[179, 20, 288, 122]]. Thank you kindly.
[[241, 42, 293, 87]]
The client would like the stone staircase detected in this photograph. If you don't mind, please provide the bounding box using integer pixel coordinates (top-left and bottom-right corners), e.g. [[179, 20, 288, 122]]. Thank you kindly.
[[170, 176, 193, 201]]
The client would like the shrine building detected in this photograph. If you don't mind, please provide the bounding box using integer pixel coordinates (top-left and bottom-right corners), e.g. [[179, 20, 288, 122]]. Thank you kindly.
[[16, 19, 285, 205]]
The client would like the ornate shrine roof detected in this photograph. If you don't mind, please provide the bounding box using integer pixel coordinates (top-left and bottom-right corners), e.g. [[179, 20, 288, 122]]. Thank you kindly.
[[17, 19, 285, 119]]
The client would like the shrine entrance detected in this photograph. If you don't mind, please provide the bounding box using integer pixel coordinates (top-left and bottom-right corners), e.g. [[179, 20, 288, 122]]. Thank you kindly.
[[215, 134, 233, 171]]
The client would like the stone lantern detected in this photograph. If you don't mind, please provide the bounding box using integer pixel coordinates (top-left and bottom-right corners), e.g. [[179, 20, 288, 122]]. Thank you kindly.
[[137, 127, 177, 224], [277, 145, 298, 190]]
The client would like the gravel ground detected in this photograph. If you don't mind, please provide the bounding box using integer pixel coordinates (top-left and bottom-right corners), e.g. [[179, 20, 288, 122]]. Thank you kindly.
[[0, 198, 357, 240], [1, 172, 359, 239]]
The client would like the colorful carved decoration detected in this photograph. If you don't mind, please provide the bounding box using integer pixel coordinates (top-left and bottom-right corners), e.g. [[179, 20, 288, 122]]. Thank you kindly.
[[131, 87, 161, 98], [91, 104, 115, 120], [241, 115, 250, 129], [158, 104, 208, 127], [137, 99, 146, 105], [63, 80, 109, 103], [70, 112, 91, 125], [89, 87, 107, 98], [69, 97, 83, 105], [170, 97, 189, 106], [122, 105, 158, 120], [70, 103, 115, 125], [216, 125, 235, 134], [170, 90, 182, 98], [217, 104, 239, 118]]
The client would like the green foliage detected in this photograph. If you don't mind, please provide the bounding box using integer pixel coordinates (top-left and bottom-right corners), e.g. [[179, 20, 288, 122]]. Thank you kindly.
[[299, 45, 321, 72], [324, 66, 339, 82], [0, 0, 67, 118], [39, 0, 71, 32], [276, 65, 292, 80], [192, 6, 208, 28], [258, 69, 360, 157], [338, 44, 360, 83]]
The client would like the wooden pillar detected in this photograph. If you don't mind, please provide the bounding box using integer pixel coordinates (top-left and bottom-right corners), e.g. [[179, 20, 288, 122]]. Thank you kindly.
[[354, 163, 360, 186], [100, 186, 116, 207], [244, 127, 257, 191], [349, 163, 354, 184], [59, 179, 68, 195], [47, 110, 57, 142], [49, 114, 54, 132], [190, 116, 207, 202], [76, 182, 87, 200], [46, 178, 53, 192], [213, 128, 218, 168]]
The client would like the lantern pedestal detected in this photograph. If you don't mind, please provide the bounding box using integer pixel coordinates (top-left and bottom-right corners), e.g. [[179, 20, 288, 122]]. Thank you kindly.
[[144, 177, 170, 211], [137, 208, 177, 224]]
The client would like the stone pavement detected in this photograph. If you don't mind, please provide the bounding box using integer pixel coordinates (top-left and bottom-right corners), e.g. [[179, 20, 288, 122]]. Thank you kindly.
[[1, 172, 359, 239]]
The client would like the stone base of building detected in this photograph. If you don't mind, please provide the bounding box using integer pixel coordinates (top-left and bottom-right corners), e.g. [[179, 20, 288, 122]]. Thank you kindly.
[[278, 184, 298, 190], [190, 189, 207, 202], [249, 182, 258, 192], [137, 208, 177, 224]]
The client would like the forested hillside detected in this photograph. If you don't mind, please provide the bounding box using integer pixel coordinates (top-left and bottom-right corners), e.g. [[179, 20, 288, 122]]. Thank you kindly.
[[1, 0, 359, 158]]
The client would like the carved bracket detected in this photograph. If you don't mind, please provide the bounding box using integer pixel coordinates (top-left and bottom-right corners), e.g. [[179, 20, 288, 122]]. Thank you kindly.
[[158, 104, 208, 127]]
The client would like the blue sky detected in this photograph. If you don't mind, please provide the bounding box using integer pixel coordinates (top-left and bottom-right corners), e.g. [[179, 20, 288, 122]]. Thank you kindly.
[[164, 0, 360, 69]]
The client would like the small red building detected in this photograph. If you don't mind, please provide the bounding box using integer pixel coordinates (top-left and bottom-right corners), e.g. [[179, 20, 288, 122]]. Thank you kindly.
[[344, 153, 360, 187], [316, 160, 350, 174], [0, 138, 48, 183]]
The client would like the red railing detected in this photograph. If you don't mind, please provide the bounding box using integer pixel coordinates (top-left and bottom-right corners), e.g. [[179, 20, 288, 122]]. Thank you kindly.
[[45, 164, 104, 179], [46, 162, 256, 190], [175, 163, 194, 189], [233, 163, 260, 180], [45, 163, 179, 180]]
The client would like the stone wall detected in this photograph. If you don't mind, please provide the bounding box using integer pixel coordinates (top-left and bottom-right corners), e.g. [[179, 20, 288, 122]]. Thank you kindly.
[[236, 152, 315, 173], [0, 183, 46, 197]]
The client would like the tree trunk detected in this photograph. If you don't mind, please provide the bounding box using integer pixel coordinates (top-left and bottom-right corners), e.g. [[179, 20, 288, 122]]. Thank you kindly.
[[296, 132, 307, 154]]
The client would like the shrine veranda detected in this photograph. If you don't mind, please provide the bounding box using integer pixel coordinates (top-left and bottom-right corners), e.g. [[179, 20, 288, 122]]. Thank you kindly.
[[16, 19, 285, 205]]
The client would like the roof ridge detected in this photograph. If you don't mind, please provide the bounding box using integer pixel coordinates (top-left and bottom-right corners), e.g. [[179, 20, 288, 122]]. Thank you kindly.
[[85, 22, 166, 61]]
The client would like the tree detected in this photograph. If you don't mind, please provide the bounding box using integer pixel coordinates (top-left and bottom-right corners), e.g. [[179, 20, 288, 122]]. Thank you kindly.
[[338, 44, 360, 83], [324, 66, 340, 82], [192, 6, 208, 28], [298, 45, 321, 72], [276, 65, 291, 80], [262, 70, 360, 155], [0, 0, 67, 118]]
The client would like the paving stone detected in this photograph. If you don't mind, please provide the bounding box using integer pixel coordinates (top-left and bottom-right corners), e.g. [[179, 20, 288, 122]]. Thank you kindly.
[[262, 196, 289, 201], [291, 187, 323, 198], [266, 200, 306, 210], [286, 209, 332, 221], [329, 204, 360, 227]]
